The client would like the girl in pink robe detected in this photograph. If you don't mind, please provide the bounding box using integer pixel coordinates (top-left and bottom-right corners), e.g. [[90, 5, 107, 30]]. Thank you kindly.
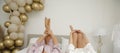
[[27, 36, 61, 53], [27, 18, 61, 53]]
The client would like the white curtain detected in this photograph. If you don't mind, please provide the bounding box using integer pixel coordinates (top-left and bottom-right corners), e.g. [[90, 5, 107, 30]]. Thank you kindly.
[[112, 24, 120, 53]]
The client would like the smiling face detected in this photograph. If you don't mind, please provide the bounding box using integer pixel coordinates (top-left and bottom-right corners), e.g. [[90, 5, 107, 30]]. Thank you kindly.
[[45, 35, 51, 44]]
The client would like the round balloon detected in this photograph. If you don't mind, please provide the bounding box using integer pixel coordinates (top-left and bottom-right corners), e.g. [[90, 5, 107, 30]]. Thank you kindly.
[[12, 48, 20, 53], [0, 42, 5, 50], [15, 39, 24, 47], [18, 24, 25, 32], [33, 0, 40, 2], [32, 2, 41, 11], [19, 14, 28, 22], [4, 21, 11, 28], [16, 0, 26, 7], [4, 0, 12, 4], [18, 7, 26, 13], [3, 4, 11, 13], [9, 2, 18, 10], [12, 10, 20, 16], [10, 16, 21, 25], [8, 24, 18, 33], [25, 4, 32, 13], [18, 32, 24, 39], [10, 32, 18, 40], [4, 39, 14, 48], [39, 4, 44, 10], [26, 0, 33, 4], [4, 35, 10, 40], [9, 46, 15, 50], [2, 50, 11, 53]]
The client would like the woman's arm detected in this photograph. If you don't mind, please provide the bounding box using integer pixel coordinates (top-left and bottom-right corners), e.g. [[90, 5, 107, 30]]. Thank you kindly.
[[50, 31, 59, 45], [37, 34, 46, 43], [47, 30, 59, 45], [69, 31, 73, 44]]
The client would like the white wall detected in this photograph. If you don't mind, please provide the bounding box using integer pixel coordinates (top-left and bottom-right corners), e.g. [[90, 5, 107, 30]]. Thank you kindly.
[[0, 0, 119, 53]]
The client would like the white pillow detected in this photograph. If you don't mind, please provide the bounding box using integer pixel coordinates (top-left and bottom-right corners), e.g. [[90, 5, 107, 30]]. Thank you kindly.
[[61, 37, 69, 53], [28, 37, 38, 47]]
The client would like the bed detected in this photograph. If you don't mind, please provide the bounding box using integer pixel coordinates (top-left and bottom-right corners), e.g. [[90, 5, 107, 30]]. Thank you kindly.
[[17, 34, 69, 53]]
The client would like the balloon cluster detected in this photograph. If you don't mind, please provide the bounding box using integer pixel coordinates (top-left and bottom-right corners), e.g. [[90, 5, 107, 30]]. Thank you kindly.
[[3, 0, 44, 13], [2, 0, 44, 53], [0, 36, 23, 53]]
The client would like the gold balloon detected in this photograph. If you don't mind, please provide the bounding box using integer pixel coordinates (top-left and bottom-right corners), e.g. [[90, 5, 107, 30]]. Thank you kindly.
[[4, 36, 10, 40], [4, 39, 14, 48], [19, 14, 28, 22], [9, 46, 15, 50], [15, 39, 24, 47], [25, 4, 32, 13], [21, 22, 25, 25], [39, 4, 44, 10], [4, 21, 11, 28], [32, 2, 41, 11], [3, 4, 11, 13], [33, 0, 40, 2], [12, 48, 20, 53], [2, 50, 11, 53], [0, 42, 4, 50]]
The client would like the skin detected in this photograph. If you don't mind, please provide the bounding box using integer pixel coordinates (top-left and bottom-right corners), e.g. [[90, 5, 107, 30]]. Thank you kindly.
[[69, 26, 89, 48], [38, 18, 59, 53], [69, 26, 78, 48], [45, 30, 58, 45], [37, 17, 58, 45], [45, 35, 51, 44]]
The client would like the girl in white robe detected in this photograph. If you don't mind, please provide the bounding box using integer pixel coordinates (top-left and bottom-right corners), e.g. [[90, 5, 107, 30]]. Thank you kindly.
[[68, 26, 96, 53]]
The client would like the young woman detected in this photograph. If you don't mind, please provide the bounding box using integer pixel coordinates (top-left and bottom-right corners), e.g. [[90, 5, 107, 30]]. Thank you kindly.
[[68, 26, 96, 53], [27, 18, 61, 53]]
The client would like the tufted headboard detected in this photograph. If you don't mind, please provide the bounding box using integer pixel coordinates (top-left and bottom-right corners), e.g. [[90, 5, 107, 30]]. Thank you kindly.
[[27, 34, 69, 46]]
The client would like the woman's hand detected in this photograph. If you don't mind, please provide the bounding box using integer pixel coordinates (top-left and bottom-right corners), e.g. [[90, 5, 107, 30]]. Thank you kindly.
[[37, 34, 47, 43], [45, 30, 54, 37]]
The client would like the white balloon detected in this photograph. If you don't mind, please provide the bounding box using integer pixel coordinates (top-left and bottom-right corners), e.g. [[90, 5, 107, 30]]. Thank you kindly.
[[10, 32, 18, 40], [4, 0, 12, 4], [26, 0, 33, 4], [18, 7, 26, 13], [8, 24, 18, 32], [9, 2, 18, 10], [18, 32, 24, 39], [13, 10, 20, 16], [10, 16, 21, 25], [16, 0, 26, 7], [19, 25, 25, 32]]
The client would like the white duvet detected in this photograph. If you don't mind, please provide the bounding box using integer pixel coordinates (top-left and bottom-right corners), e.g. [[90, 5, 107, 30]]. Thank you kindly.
[[68, 43, 96, 53]]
